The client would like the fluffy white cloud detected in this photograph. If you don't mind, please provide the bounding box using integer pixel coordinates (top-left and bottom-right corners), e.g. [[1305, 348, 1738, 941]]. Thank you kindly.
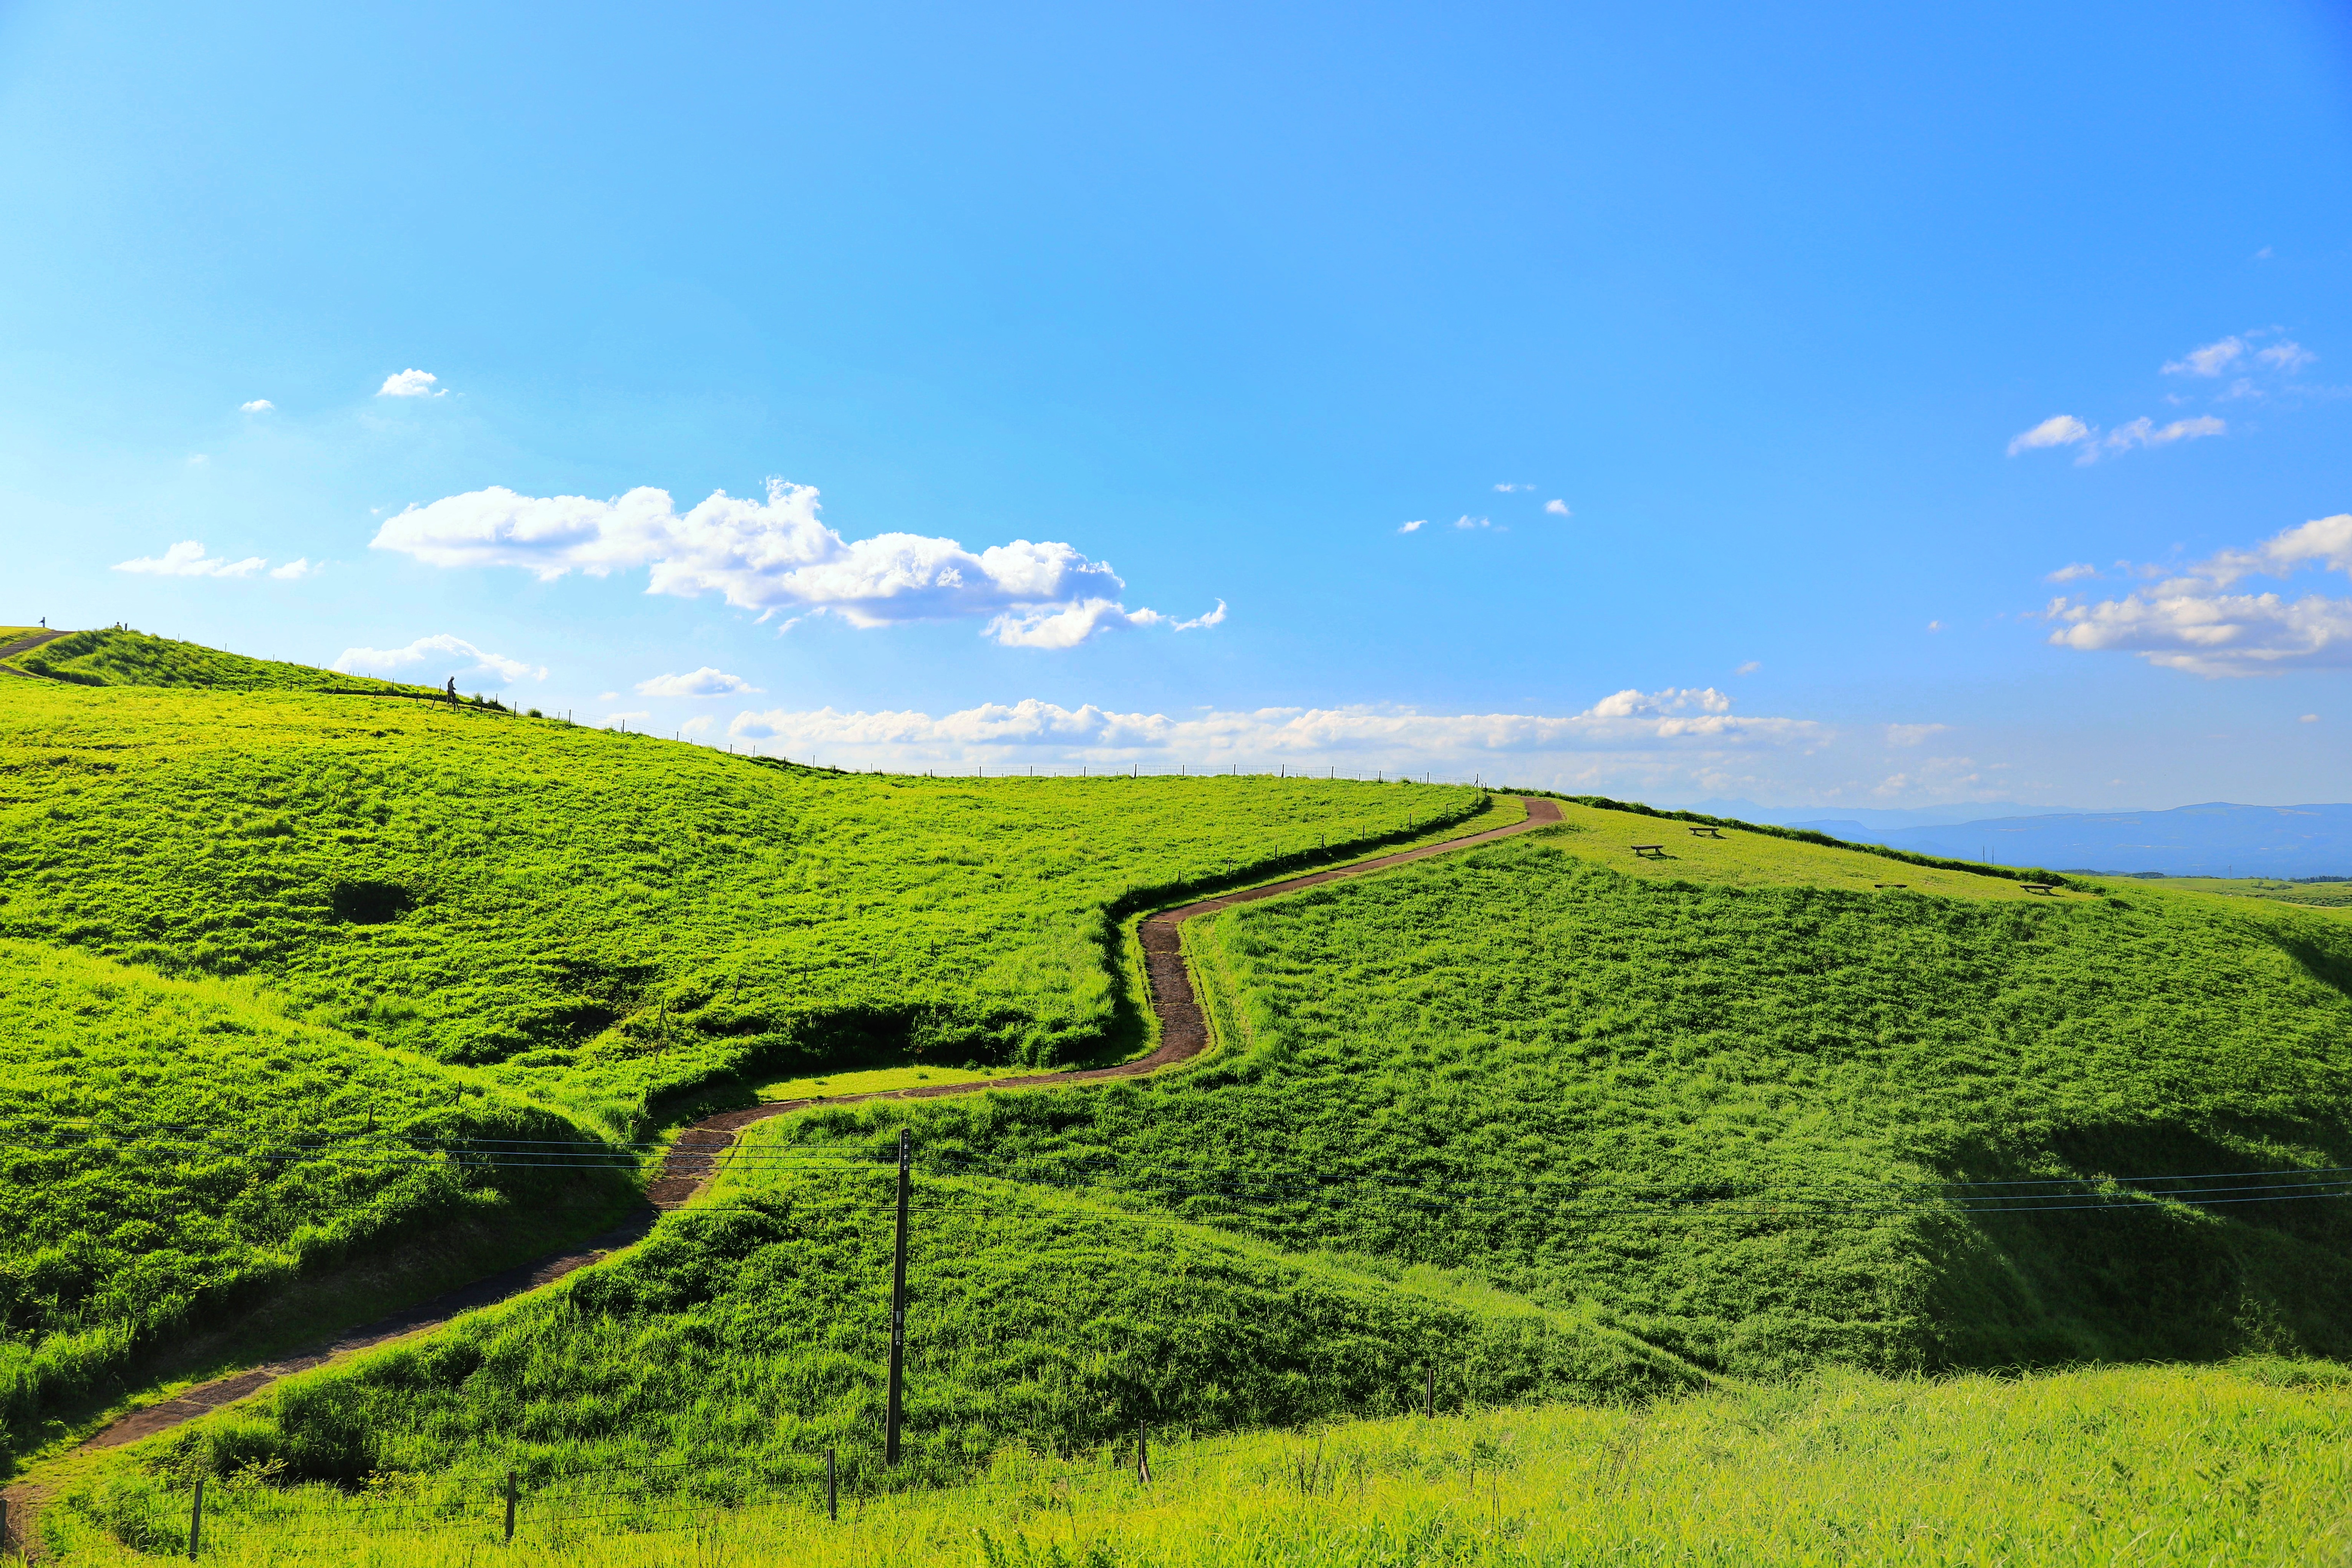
[[1493, 483, 1531, 492], [377, 369, 444, 398], [2045, 514, 2352, 676], [636, 667, 762, 697], [680, 714, 717, 736], [714, 690, 1999, 802], [2008, 411, 2224, 463], [2045, 562, 2098, 583], [2163, 337, 2244, 376], [369, 478, 1213, 648], [1398, 519, 1425, 534], [1454, 515, 1492, 530], [332, 633, 548, 685], [113, 541, 267, 578], [239, 399, 275, 413], [728, 687, 1812, 760], [1884, 723, 1951, 746], [1545, 499, 1571, 516], [269, 558, 320, 581], [2190, 512, 2352, 587], [2257, 340, 2316, 372], [2105, 414, 2225, 453], [2007, 415, 2092, 455]]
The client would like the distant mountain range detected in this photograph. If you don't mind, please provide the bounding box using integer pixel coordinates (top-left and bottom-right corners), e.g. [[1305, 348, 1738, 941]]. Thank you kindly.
[[1674, 799, 2352, 878]]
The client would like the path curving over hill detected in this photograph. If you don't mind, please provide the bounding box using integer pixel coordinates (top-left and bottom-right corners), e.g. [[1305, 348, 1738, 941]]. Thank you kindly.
[[0, 628, 68, 676], [4, 796, 1559, 1554]]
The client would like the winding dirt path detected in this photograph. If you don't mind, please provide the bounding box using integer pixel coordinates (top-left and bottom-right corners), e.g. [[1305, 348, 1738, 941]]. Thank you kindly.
[[0, 628, 68, 677], [2, 797, 1559, 1555]]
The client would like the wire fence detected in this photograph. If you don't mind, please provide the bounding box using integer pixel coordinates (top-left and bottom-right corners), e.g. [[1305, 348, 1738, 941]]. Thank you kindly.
[[113, 1420, 1349, 1558]]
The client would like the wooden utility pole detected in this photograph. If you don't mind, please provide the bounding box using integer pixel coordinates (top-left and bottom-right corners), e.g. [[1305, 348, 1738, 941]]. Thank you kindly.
[[885, 1126, 911, 1465]]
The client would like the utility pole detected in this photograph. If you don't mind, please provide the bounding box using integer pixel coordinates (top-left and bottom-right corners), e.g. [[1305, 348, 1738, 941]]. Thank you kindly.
[[885, 1126, 911, 1465]]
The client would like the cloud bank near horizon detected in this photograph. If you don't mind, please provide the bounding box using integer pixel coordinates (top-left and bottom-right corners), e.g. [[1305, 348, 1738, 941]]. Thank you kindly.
[[2045, 513, 2352, 676], [369, 479, 1221, 649], [706, 687, 1989, 803]]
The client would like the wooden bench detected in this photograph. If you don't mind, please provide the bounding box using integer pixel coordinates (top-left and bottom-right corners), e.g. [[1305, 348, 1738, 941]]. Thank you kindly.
[[1630, 843, 1668, 859], [1873, 883, 1907, 889], [2020, 883, 2059, 895], [1687, 825, 1725, 838]]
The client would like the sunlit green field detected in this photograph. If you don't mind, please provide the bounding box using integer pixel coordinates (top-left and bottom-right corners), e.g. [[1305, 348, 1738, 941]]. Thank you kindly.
[[1538, 799, 2094, 900], [35, 1363, 2352, 1566], [2125, 874, 2352, 910]]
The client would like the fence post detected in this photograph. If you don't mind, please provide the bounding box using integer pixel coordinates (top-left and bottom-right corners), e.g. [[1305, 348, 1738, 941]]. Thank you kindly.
[[504, 1469, 517, 1544], [188, 1476, 202, 1561], [828, 1447, 839, 1520], [1425, 1366, 1434, 1419], [1137, 1423, 1151, 1484], [885, 1126, 911, 1466]]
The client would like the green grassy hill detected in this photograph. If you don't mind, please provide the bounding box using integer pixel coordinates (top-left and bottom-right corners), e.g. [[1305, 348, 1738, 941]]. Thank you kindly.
[[0, 627, 431, 696], [101, 807, 2352, 1518], [860, 819, 2352, 1379], [14, 635, 2352, 1561], [0, 678, 1490, 1133], [0, 940, 632, 1466]]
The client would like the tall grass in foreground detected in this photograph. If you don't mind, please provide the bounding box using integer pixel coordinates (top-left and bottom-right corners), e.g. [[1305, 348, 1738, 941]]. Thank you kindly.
[[36, 1362, 2352, 1565]]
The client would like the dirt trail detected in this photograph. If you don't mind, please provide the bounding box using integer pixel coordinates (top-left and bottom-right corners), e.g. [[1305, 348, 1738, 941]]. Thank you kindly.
[[2, 796, 1560, 1555], [0, 628, 68, 676]]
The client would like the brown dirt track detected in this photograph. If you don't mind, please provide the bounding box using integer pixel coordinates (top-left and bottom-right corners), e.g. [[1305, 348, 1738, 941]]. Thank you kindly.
[[2, 794, 1559, 1556]]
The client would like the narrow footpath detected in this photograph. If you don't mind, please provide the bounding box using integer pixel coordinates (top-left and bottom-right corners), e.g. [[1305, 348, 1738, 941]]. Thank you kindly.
[[2, 796, 1561, 1555]]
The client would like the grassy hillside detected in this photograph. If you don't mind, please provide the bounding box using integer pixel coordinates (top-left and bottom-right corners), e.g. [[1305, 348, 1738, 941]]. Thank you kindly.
[[105, 1166, 1694, 1506], [0, 679, 1492, 1131], [0, 940, 630, 1466], [783, 816, 2352, 1381], [42, 1362, 2352, 1565], [2128, 873, 2352, 910], [85, 804, 2352, 1520], [0, 627, 433, 696]]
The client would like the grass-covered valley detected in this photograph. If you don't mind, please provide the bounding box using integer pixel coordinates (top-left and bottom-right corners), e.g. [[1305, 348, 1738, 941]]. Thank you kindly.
[[5, 628, 2352, 1566]]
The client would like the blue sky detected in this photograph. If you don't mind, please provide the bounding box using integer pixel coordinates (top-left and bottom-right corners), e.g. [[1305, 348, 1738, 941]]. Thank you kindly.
[[3, 1, 2348, 807]]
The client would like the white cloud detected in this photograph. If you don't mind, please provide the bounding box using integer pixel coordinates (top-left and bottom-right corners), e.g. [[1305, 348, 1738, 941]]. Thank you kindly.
[[2257, 340, 2316, 372], [113, 541, 267, 578], [377, 369, 444, 398], [726, 688, 1820, 767], [1493, 483, 1531, 492], [1454, 515, 1492, 530], [332, 633, 548, 685], [1398, 519, 1426, 534], [2163, 337, 2244, 377], [2300, 713, 2319, 723], [2044, 514, 2352, 676], [1545, 499, 1571, 516], [2009, 412, 2224, 464], [603, 710, 651, 723], [2104, 415, 2225, 454], [369, 478, 1210, 648], [1884, 723, 1950, 746], [1735, 660, 1762, 675], [2181, 513, 2352, 587], [2045, 562, 2098, 583], [1127, 598, 1227, 632], [240, 399, 275, 413], [1926, 620, 1943, 632], [681, 714, 717, 736], [2007, 415, 2092, 456], [268, 558, 320, 581], [635, 667, 762, 698], [711, 689, 2013, 803]]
